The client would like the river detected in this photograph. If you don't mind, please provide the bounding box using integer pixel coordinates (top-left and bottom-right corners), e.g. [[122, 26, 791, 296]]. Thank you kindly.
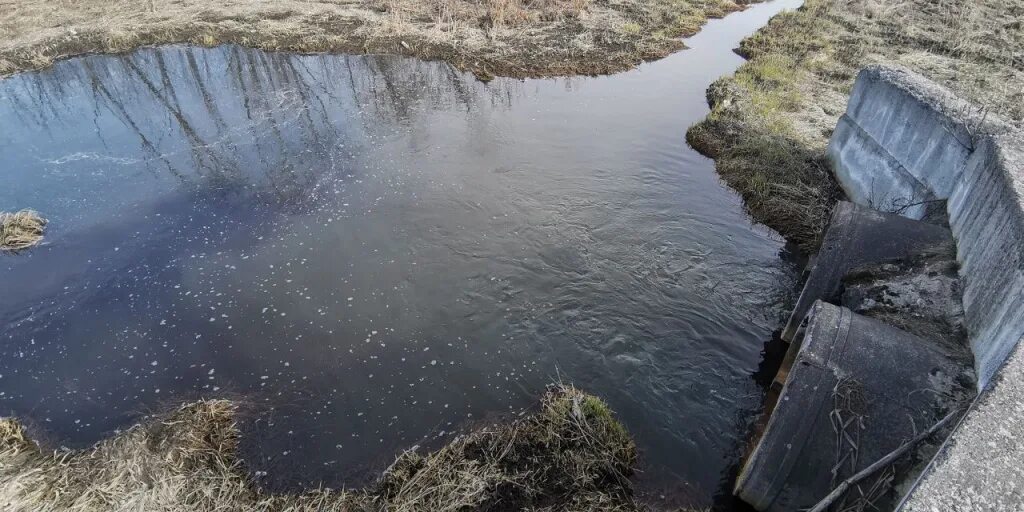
[[0, 0, 801, 507]]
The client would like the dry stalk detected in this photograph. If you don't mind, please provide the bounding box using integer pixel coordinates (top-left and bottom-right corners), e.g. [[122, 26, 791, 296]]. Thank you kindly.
[[0, 210, 47, 252], [0, 386, 642, 511]]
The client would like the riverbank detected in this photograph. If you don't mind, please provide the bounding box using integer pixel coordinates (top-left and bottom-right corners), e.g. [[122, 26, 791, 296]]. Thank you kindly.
[[0, 2, 801, 508], [0, 386, 651, 511], [0, 0, 758, 80], [687, 0, 1023, 251]]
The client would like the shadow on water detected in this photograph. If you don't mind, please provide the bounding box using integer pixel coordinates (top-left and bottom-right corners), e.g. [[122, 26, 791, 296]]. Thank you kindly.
[[0, 0, 803, 507]]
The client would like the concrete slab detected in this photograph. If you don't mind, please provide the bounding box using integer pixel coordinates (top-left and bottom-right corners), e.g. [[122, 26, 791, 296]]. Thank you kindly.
[[841, 249, 969, 357], [901, 339, 1024, 511], [738, 302, 971, 512], [781, 201, 954, 342]]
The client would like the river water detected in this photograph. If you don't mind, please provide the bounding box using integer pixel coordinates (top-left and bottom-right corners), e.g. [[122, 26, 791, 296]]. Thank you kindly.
[[0, 0, 800, 507]]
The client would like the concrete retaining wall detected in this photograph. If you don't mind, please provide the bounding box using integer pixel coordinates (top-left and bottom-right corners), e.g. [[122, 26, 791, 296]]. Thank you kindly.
[[825, 65, 1024, 510], [826, 65, 1021, 390], [948, 131, 1024, 389]]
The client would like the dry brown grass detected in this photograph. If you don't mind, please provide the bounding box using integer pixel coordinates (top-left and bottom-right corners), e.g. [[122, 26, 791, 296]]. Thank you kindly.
[[688, 0, 1023, 251], [0, 386, 646, 512], [0, 0, 756, 80], [0, 210, 47, 252]]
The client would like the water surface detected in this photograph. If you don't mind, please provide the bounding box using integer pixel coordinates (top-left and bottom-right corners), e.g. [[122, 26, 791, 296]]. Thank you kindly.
[[0, 0, 800, 506]]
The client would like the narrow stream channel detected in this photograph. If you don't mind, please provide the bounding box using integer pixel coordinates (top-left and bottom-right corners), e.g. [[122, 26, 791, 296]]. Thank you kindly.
[[0, 0, 801, 507]]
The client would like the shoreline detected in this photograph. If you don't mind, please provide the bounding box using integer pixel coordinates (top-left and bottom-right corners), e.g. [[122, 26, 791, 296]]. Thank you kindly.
[[0, 0, 759, 81], [0, 387, 662, 511], [6, 0, 1022, 509], [0, 3, 796, 509], [686, 0, 1022, 252]]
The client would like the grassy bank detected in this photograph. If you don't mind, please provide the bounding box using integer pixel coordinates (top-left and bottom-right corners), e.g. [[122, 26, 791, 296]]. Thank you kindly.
[[0, 386, 649, 511], [688, 0, 1023, 251], [0, 0, 758, 80]]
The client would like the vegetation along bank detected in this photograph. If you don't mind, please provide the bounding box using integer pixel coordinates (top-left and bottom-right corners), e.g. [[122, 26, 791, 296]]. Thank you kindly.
[[1, 0, 757, 80], [687, 0, 1023, 251], [3, 0, 1023, 510], [0, 386, 656, 512]]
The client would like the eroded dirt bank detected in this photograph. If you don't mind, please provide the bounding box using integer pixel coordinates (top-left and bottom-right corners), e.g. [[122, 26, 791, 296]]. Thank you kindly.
[[687, 0, 1023, 252], [0, 0, 757, 80]]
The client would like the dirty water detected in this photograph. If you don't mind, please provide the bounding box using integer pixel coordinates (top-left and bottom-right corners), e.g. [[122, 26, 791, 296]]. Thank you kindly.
[[0, 0, 801, 507]]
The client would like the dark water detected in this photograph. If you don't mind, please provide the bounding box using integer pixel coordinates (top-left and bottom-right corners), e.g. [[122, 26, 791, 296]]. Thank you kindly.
[[0, 0, 800, 506]]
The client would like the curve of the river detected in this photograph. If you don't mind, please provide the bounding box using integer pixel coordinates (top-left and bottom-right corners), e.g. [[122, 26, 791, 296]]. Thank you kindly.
[[0, 0, 801, 507]]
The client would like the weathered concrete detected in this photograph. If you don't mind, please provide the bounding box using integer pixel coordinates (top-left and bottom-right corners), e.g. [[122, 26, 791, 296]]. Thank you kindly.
[[821, 64, 1024, 510], [900, 128, 1024, 511], [780, 201, 954, 342], [828, 65, 1009, 218], [829, 114, 936, 217], [901, 341, 1024, 512], [841, 250, 967, 355], [737, 302, 970, 512], [827, 65, 1022, 390], [947, 130, 1024, 389]]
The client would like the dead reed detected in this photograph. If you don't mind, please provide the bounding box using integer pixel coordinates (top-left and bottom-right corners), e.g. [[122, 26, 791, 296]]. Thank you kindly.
[[0, 210, 46, 252], [0, 385, 646, 511]]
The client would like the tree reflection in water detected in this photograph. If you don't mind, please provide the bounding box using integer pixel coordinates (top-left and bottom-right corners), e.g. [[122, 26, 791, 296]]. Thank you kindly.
[[0, 38, 794, 508]]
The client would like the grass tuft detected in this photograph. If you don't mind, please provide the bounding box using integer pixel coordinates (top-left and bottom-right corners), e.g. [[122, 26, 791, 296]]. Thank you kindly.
[[688, 0, 1022, 252], [0, 386, 646, 511], [0, 210, 47, 253]]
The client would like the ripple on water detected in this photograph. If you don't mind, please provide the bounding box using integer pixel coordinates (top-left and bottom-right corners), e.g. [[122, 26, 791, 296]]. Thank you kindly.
[[0, 0, 802, 506]]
